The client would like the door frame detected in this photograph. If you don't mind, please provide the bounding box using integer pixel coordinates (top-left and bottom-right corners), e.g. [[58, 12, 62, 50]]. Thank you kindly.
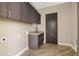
[[45, 12, 58, 44]]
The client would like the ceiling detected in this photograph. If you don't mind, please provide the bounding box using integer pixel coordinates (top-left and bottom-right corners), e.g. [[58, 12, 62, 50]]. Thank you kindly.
[[29, 2, 65, 10]]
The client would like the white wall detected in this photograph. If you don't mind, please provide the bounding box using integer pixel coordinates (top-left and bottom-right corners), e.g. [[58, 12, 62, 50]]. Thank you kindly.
[[0, 18, 33, 55], [71, 3, 77, 52], [38, 2, 77, 52]]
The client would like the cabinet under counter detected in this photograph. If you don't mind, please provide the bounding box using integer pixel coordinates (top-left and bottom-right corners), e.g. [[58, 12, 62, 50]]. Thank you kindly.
[[28, 32, 44, 49]]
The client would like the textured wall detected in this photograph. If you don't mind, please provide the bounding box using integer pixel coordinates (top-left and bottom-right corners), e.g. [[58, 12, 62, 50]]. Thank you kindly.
[[38, 2, 77, 52]]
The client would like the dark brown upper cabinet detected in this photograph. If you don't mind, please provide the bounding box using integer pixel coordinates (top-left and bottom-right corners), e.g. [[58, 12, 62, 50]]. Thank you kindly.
[[34, 9, 41, 24], [0, 2, 8, 18], [7, 2, 21, 21], [0, 2, 41, 24], [20, 3, 41, 24], [28, 3, 41, 24], [20, 2, 29, 23]]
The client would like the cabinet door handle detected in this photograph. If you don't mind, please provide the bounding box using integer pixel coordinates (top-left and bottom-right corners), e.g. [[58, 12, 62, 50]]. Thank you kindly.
[[8, 10, 10, 17]]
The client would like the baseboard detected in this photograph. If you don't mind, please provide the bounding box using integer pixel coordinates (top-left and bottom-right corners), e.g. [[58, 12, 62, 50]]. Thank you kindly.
[[15, 47, 29, 56], [58, 43, 77, 53], [71, 45, 77, 53], [44, 41, 46, 43]]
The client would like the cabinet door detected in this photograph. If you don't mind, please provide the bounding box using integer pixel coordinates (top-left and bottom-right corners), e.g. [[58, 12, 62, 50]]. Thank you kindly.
[[29, 34, 38, 49], [28, 3, 36, 23], [36, 12, 41, 24], [20, 2, 29, 23], [35, 11, 41, 24], [0, 2, 7, 18], [34, 10, 40, 24], [28, 3, 41, 24], [7, 2, 21, 21], [32, 8, 36, 23]]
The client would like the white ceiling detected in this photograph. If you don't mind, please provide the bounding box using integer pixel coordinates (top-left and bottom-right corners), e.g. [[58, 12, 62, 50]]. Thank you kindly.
[[30, 2, 65, 10]]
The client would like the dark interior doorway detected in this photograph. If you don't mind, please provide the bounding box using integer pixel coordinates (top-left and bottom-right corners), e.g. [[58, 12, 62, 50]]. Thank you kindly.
[[46, 13, 58, 44]]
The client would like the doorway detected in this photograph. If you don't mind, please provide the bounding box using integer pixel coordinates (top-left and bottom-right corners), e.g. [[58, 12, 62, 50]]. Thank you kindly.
[[46, 13, 58, 44]]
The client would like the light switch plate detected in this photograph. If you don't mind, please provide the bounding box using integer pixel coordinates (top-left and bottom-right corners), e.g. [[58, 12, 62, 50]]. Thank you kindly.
[[24, 31, 28, 35], [17, 34, 20, 38]]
